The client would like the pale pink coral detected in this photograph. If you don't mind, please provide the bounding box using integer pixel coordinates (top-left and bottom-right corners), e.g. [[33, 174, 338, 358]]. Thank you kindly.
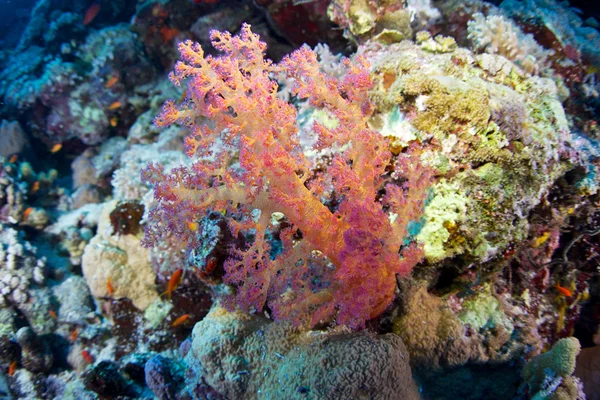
[[143, 24, 430, 328]]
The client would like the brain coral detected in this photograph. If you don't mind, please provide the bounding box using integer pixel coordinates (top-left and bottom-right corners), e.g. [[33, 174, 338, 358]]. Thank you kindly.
[[184, 305, 421, 400]]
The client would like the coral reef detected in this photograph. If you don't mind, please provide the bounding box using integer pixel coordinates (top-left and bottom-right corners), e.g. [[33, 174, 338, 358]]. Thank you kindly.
[[393, 284, 541, 373], [328, 0, 441, 44], [0, 160, 59, 228], [328, 0, 413, 44], [16, 327, 53, 373], [53, 276, 95, 325], [1, 0, 600, 398]]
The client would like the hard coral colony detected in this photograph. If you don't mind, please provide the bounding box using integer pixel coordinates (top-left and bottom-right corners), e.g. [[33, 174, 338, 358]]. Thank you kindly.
[[143, 24, 431, 328]]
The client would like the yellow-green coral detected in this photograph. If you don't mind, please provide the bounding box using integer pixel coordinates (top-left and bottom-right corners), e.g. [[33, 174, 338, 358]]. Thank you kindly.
[[346, 0, 377, 36], [418, 33, 458, 53], [400, 75, 491, 139], [417, 180, 469, 262], [367, 37, 577, 267], [458, 284, 514, 333], [144, 299, 174, 329]]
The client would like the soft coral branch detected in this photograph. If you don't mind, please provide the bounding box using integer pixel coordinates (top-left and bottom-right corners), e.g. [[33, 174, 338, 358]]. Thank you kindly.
[[143, 23, 431, 328]]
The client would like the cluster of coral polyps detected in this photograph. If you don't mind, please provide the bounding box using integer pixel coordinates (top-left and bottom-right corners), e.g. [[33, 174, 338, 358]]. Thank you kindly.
[[143, 24, 431, 329]]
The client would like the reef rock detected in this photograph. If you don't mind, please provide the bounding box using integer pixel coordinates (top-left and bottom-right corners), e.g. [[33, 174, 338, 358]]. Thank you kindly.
[[184, 305, 420, 400], [82, 200, 158, 311]]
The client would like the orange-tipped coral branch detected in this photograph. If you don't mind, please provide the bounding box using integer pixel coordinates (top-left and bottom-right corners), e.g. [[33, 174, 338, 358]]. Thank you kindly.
[[143, 23, 431, 328]]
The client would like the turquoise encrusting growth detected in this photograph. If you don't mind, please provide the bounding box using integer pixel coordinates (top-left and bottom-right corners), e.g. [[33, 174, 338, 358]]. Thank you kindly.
[[0, 0, 599, 399]]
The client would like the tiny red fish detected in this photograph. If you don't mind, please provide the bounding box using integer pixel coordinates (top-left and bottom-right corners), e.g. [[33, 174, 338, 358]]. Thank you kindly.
[[108, 101, 121, 110], [205, 257, 217, 274], [8, 360, 17, 377], [70, 329, 79, 342], [23, 207, 34, 220], [105, 76, 118, 89], [160, 268, 183, 300], [81, 350, 94, 364], [172, 314, 190, 327], [50, 143, 62, 153], [106, 276, 115, 296], [49, 310, 58, 319], [30, 181, 40, 194], [83, 3, 101, 25], [556, 284, 572, 297], [9, 154, 17, 163]]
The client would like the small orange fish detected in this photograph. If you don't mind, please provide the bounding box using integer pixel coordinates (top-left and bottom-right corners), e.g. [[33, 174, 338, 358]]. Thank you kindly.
[[160, 268, 183, 300], [49, 310, 58, 319], [83, 3, 101, 25], [107, 277, 115, 296], [30, 181, 40, 194], [556, 284, 573, 297], [187, 221, 199, 231], [172, 314, 190, 327], [23, 207, 33, 220], [50, 143, 62, 153], [70, 329, 79, 342], [105, 76, 118, 89], [81, 350, 94, 364], [110, 116, 118, 127], [8, 360, 16, 377], [9, 154, 17, 163], [108, 101, 121, 110]]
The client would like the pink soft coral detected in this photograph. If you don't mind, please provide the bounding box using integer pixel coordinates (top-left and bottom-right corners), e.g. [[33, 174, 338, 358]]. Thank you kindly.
[[143, 24, 431, 328]]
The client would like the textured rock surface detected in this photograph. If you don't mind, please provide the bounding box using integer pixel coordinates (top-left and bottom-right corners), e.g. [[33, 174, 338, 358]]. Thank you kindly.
[[185, 305, 421, 400], [82, 200, 158, 310]]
